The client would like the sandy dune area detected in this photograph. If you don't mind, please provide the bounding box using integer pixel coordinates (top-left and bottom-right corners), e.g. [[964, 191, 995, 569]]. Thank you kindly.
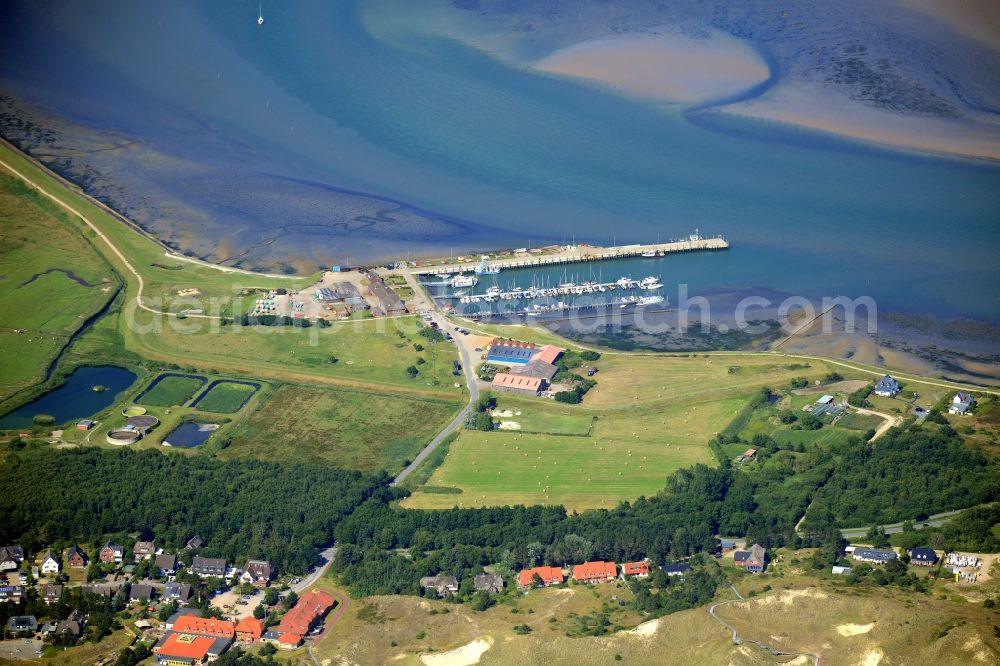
[[533, 32, 770, 105]]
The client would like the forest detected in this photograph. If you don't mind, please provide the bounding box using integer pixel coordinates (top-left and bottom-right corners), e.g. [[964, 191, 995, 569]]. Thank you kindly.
[[1, 420, 995, 600], [0, 446, 385, 573], [334, 422, 997, 596]]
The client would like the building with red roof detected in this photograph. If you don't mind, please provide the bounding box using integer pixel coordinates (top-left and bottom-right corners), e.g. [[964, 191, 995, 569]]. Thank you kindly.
[[620, 561, 649, 578], [277, 589, 335, 636], [171, 615, 235, 638], [572, 561, 617, 583], [277, 633, 303, 649], [492, 373, 544, 395], [235, 616, 263, 642], [517, 566, 564, 588], [534, 345, 563, 365], [156, 633, 224, 664]]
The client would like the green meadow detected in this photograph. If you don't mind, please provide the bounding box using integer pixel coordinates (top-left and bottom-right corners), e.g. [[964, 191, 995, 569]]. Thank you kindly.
[[220, 383, 462, 474], [0, 172, 118, 399]]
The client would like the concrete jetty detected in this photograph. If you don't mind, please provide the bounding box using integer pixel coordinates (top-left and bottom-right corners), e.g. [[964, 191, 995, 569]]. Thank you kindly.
[[410, 236, 728, 275]]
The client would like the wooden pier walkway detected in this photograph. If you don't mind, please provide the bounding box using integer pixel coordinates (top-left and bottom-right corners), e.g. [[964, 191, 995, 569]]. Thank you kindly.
[[410, 237, 728, 275]]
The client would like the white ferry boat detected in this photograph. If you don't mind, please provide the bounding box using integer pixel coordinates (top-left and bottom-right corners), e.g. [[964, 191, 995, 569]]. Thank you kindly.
[[452, 274, 478, 288]]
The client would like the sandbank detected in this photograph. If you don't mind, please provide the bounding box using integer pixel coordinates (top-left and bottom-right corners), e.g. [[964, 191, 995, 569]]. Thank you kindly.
[[533, 32, 770, 105], [899, 0, 1000, 51], [722, 81, 1000, 161]]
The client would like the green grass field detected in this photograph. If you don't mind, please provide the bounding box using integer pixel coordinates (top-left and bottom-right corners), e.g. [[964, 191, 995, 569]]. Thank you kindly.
[[493, 396, 594, 435], [137, 375, 205, 407], [836, 411, 884, 431], [122, 309, 462, 398], [193, 381, 258, 413], [220, 383, 462, 474], [405, 354, 863, 510], [0, 173, 118, 400]]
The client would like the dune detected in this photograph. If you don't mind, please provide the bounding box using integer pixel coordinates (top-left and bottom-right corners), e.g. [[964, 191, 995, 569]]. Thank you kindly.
[[420, 637, 494, 666], [723, 81, 1000, 161], [533, 32, 770, 105]]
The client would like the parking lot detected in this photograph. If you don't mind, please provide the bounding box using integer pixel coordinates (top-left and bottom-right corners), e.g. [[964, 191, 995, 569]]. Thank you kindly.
[[0, 638, 43, 661], [210, 589, 262, 620]]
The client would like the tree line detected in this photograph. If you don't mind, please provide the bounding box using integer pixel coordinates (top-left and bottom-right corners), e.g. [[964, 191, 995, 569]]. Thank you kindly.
[[0, 446, 384, 574]]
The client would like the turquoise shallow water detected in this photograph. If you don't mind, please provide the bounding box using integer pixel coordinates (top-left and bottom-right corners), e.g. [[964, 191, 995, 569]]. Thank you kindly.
[[0, 1, 997, 321]]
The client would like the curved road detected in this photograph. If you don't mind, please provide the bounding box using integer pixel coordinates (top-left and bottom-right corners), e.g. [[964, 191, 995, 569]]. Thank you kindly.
[[392, 272, 479, 485], [707, 585, 820, 665]]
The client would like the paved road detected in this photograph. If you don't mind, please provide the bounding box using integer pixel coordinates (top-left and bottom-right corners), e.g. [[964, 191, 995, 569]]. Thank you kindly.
[[293, 545, 338, 594], [706, 585, 820, 665], [839, 508, 965, 539], [392, 272, 479, 486]]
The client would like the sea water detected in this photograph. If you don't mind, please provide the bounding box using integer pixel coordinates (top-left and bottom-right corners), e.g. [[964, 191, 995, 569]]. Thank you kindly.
[[0, 0, 997, 321]]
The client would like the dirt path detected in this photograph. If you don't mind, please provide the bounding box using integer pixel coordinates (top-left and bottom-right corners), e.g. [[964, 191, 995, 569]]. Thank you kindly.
[[851, 406, 902, 440]]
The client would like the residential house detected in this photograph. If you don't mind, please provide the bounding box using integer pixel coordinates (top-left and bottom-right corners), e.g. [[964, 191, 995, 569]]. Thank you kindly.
[[910, 547, 939, 567], [473, 573, 504, 594], [41, 551, 60, 575], [81, 584, 119, 598], [240, 559, 273, 587], [99, 542, 124, 564], [419, 575, 459, 596], [661, 563, 692, 577], [235, 616, 264, 643], [517, 566, 564, 588], [155, 553, 178, 576], [852, 548, 898, 564], [6, 615, 37, 634], [572, 561, 618, 584], [734, 544, 767, 573], [737, 448, 757, 464], [43, 584, 63, 604], [130, 584, 155, 604], [949, 392, 975, 416], [133, 541, 156, 561], [874, 375, 901, 397], [67, 545, 88, 569], [163, 582, 194, 605], [191, 556, 226, 577], [0, 585, 25, 603], [620, 562, 650, 578], [185, 535, 205, 550], [277, 633, 303, 649], [55, 617, 84, 640], [277, 589, 336, 637], [0, 545, 24, 571]]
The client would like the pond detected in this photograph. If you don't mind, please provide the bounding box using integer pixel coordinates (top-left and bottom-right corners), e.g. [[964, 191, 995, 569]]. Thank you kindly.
[[163, 421, 219, 448], [0, 366, 137, 430]]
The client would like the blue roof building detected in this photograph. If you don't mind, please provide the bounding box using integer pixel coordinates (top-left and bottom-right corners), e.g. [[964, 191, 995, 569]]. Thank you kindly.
[[874, 375, 901, 397], [487, 344, 537, 365]]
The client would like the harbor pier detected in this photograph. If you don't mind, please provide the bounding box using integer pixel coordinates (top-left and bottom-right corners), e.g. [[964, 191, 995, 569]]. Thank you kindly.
[[410, 236, 728, 276]]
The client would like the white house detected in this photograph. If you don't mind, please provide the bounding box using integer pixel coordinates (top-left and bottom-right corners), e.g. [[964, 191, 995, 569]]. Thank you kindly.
[[948, 392, 974, 416], [40, 551, 60, 575]]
